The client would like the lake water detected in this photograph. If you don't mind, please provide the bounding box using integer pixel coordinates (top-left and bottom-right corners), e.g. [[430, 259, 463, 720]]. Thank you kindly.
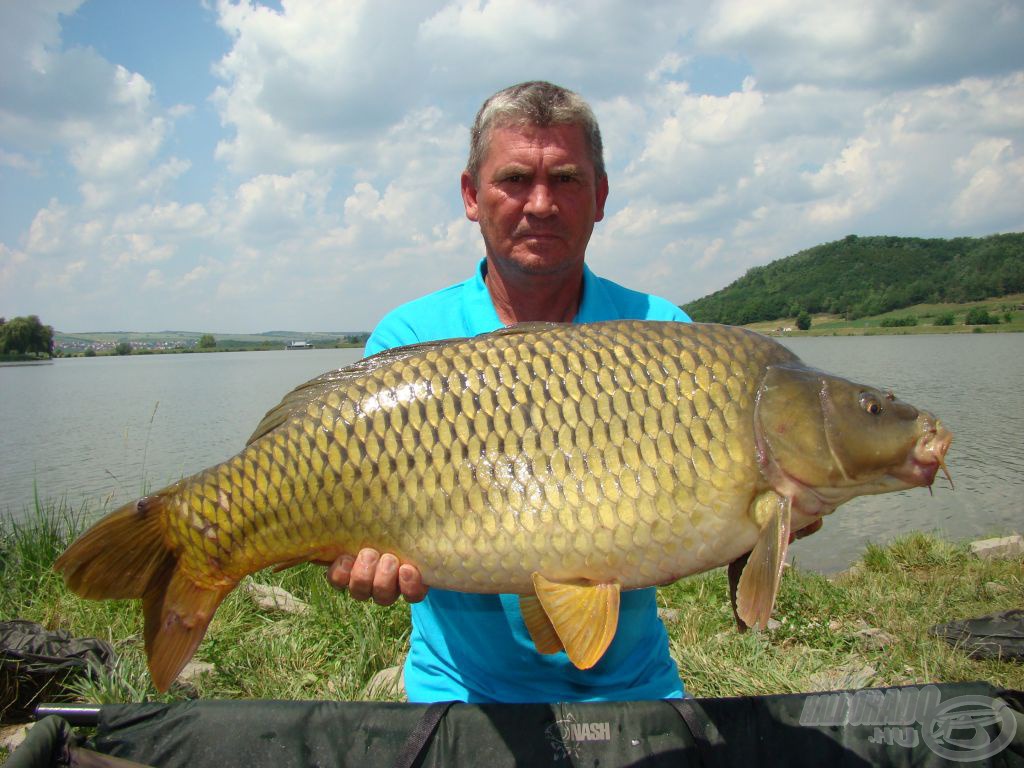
[[1, 335, 1021, 571]]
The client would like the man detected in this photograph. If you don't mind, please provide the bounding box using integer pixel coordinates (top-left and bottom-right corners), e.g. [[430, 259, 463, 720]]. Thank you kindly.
[[328, 81, 691, 703]]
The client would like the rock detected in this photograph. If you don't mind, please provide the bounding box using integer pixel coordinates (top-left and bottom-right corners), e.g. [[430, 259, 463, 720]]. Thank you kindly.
[[828, 562, 864, 581], [857, 627, 898, 650], [658, 608, 682, 623], [362, 664, 405, 701], [970, 535, 1024, 560], [178, 660, 216, 685], [766, 618, 782, 632], [0, 724, 30, 753], [984, 581, 1010, 596], [808, 662, 876, 691], [244, 582, 311, 615]]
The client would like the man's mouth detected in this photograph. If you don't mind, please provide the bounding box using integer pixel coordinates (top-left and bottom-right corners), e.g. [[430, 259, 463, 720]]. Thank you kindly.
[[513, 227, 562, 240]]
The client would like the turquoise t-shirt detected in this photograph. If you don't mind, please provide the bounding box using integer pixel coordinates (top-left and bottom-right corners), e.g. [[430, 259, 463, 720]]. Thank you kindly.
[[365, 260, 691, 703]]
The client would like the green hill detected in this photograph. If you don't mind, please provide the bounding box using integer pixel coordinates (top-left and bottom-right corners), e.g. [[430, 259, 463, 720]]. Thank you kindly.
[[682, 233, 1024, 325]]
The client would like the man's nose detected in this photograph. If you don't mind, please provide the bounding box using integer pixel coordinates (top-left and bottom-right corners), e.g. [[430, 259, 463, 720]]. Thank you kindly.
[[524, 182, 556, 217]]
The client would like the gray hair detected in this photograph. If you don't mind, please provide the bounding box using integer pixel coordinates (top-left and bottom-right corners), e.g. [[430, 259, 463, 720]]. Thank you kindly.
[[466, 81, 605, 183]]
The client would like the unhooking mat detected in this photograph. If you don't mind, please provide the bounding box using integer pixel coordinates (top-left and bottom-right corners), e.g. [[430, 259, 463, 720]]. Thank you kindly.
[[6, 681, 1024, 767]]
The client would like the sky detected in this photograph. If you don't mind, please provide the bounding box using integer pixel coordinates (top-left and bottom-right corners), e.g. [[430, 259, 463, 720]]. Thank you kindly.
[[1, 1, 1022, 334]]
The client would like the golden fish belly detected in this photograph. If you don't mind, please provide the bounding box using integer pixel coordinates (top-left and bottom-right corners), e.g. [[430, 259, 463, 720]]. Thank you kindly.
[[166, 321, 795, 593]]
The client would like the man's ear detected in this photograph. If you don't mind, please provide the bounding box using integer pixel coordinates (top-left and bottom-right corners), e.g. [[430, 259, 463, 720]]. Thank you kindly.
[[594, 174, 609, 223], [461, 171, 480, 222]]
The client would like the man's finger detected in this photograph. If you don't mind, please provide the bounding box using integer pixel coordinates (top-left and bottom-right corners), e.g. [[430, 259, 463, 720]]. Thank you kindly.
[[348, 548, 380, 601], [326, 554, 355, 591], [372, 554, 401, 606], [399, 564, 429, 603]]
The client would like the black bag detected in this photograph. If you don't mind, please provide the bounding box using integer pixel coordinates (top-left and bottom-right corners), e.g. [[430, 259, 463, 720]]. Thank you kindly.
[[931, 610, 1024, 661], [1, 620, 116, 723]]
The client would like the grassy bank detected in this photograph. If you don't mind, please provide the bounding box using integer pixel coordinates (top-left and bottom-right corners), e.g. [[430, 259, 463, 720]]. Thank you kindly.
[[745, 293, 1024, 336], [2, 501, 1021, 714]]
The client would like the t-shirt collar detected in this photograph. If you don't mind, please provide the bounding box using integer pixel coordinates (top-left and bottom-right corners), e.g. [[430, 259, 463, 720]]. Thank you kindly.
[[466, 258, 610, 331]]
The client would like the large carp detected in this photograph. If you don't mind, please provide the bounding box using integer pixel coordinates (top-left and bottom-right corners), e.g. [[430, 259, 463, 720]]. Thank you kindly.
[[56, 321, 951, 691]]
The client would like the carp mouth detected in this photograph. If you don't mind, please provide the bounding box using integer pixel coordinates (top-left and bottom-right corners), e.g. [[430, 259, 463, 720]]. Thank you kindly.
[[891, 418, 954, 490]]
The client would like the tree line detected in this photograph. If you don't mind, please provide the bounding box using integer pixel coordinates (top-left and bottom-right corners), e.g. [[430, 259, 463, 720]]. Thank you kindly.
[[683, 233, 1024, 324], [0, 315, 54, 357]]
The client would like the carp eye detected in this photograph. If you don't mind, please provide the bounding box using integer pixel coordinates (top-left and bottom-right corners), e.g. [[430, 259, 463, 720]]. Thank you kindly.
[[860, 394, 883, 416]]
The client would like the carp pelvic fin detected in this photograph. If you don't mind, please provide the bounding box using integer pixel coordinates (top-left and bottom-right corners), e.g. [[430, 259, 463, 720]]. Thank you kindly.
[[519, 595, 564, 655], [529, 573, 621, 670], [736, 492, 792, 630]]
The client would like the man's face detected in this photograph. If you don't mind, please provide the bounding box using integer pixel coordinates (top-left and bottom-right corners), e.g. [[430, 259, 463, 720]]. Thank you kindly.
[[461, 123, 609, 278]]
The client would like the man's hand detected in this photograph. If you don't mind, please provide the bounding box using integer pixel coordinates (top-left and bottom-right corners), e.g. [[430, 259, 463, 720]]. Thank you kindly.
[[326, 549, 428, 606]]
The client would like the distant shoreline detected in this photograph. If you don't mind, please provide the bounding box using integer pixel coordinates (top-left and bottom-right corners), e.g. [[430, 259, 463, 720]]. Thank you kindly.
[[753, 324, 1022, 338], [0, 359, 54, 367]]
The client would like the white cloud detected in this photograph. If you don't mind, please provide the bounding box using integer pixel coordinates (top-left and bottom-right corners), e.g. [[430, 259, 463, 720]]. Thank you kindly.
[[25, 200, 69, 255], [211, 0, 429, 173], [0, 149, 41, 174], [0, 242, 29, 286], [701, 0, 1024, 89], [951, 138, 1024, 227], [142, 268, 165, 290]]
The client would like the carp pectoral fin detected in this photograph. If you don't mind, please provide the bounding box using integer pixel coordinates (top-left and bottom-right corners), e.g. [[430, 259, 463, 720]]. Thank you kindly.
[[143, 568, 231, 693], [727, 552, 751, 633], [736, 492, 792, 630], [530, 573, 621, 670], [519, 595, 564, 655]]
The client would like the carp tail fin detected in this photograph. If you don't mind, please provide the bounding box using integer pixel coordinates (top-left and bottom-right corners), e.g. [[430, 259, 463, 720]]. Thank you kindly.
[[54, 486, 229, 691], [55, 488, 180, 600]]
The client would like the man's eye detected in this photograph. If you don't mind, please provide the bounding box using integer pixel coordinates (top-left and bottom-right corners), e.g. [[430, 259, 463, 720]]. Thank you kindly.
[[504, 174, 524, 183]]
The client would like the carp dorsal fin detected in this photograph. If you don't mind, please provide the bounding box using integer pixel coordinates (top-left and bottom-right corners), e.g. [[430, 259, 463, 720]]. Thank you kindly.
[[529, 573, 621, 669], [736, 491, 792, 630], [245, 338, 470, 444], [488, 321, 567, 337]]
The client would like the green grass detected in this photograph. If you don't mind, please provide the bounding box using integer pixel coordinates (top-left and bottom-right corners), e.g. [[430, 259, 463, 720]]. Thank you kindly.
[[665, 531, 1023, 697], [2, 500, 1021, 717]]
